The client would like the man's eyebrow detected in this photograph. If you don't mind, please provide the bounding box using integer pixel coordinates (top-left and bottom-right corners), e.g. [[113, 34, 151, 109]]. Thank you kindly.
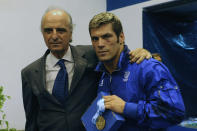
[[43, 28, 67, 32], [56, 28, 67, 31], [43, 28, 53, 31], [91, 36, 98, 39], [102, 33, 112, 37]]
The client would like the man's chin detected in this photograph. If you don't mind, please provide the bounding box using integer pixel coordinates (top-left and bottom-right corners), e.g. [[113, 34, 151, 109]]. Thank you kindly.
[[51, 49, 66, 54], [98, 57, 111, 62]]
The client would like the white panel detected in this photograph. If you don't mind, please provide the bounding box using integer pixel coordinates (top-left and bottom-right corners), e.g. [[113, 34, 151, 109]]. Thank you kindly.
[[0, 0, 105, 129]]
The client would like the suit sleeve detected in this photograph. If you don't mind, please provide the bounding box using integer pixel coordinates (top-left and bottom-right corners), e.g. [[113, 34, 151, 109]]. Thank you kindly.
[[123, 61, 185, 129], [21, 70, 39, 131], [76, 45, 99, 65]]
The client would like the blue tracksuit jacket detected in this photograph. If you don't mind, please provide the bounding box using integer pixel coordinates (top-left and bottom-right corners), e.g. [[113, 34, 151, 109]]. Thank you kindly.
[[95, 45, 185, 131]]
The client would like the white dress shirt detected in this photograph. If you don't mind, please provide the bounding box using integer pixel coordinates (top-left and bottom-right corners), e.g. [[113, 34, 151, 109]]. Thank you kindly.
[[45, 46, 74, 94]]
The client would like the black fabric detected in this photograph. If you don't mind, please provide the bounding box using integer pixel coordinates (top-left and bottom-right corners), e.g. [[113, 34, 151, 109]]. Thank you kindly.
[[143, 11, 197, 118]]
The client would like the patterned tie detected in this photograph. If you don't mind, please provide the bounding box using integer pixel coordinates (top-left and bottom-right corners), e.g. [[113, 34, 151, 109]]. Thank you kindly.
[[52, 59, 68, 104]]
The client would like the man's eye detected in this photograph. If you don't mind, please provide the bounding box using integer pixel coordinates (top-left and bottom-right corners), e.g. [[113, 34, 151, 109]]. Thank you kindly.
[[91, 37, 98, 42], [44, 28, 53, 34], [57, 28, 67, 34]]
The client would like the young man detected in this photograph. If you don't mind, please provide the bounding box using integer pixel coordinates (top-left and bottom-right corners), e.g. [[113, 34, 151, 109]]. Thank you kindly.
[[89, 12, 185, 130]]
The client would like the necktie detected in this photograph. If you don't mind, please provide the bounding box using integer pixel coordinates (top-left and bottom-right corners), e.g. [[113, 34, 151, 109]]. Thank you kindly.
[[52, 59, 68, 104]]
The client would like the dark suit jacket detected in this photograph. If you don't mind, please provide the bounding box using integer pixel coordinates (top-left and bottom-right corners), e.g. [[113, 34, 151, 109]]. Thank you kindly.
[[21, 45, 100, 131]]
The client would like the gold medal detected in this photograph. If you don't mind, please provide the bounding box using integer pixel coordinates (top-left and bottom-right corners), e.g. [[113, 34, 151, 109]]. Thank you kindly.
[[96, 116, 106, 130]]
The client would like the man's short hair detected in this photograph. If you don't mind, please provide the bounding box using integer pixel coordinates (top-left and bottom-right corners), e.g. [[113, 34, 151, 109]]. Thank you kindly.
[[40, 6, 73, 33], [89, 12, 123, 38]]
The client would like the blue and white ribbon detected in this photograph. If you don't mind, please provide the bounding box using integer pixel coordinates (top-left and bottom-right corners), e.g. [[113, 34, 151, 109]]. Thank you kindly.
[[92, 98, 105, 124]]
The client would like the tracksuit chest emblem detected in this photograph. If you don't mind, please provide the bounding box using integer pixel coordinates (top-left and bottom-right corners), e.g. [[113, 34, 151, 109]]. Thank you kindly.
[[99, 79, 104, 87], [123, 71, 130, 82]]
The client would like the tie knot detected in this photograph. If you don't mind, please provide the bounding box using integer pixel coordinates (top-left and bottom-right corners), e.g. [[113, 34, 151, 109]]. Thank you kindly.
[[57, 59, 65, 69]]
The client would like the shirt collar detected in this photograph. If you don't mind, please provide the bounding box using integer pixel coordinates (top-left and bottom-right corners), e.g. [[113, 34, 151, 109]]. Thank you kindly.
[[95, 45, 130, 73], [47, 46, 74, 68]]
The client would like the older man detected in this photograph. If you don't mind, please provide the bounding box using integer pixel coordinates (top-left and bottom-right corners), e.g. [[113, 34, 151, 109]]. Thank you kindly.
[[21, 8, 151, 131]]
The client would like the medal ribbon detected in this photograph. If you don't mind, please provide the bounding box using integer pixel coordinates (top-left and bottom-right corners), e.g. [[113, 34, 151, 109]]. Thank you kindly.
[[92, 98, 105, 124]]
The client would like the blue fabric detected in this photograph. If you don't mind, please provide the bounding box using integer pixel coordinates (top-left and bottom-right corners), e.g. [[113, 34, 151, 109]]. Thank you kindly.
[[91, 98, 105, 125], [143, 11, 197, 117], [81, 92, 125, 131], [107, 0, 150, 11], [52, 59, 68, 105], [95, 45, 185, 130]]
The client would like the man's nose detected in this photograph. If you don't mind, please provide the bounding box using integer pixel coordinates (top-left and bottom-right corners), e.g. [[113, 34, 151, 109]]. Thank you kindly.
[[98, 38, 105, 47], [52, 29, 58, 41]]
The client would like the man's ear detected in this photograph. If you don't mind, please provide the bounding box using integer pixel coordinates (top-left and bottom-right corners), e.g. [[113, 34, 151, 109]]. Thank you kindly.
[[69, 38, 72, 42], [119, 32, 125, 44], [69, 33, 73, 42]]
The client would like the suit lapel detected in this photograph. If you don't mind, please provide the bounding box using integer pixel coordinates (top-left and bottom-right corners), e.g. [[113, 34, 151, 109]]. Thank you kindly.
[[70, 46, 88, 93], [33, 50, 61, 105], [34, 50, 49, 93]]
